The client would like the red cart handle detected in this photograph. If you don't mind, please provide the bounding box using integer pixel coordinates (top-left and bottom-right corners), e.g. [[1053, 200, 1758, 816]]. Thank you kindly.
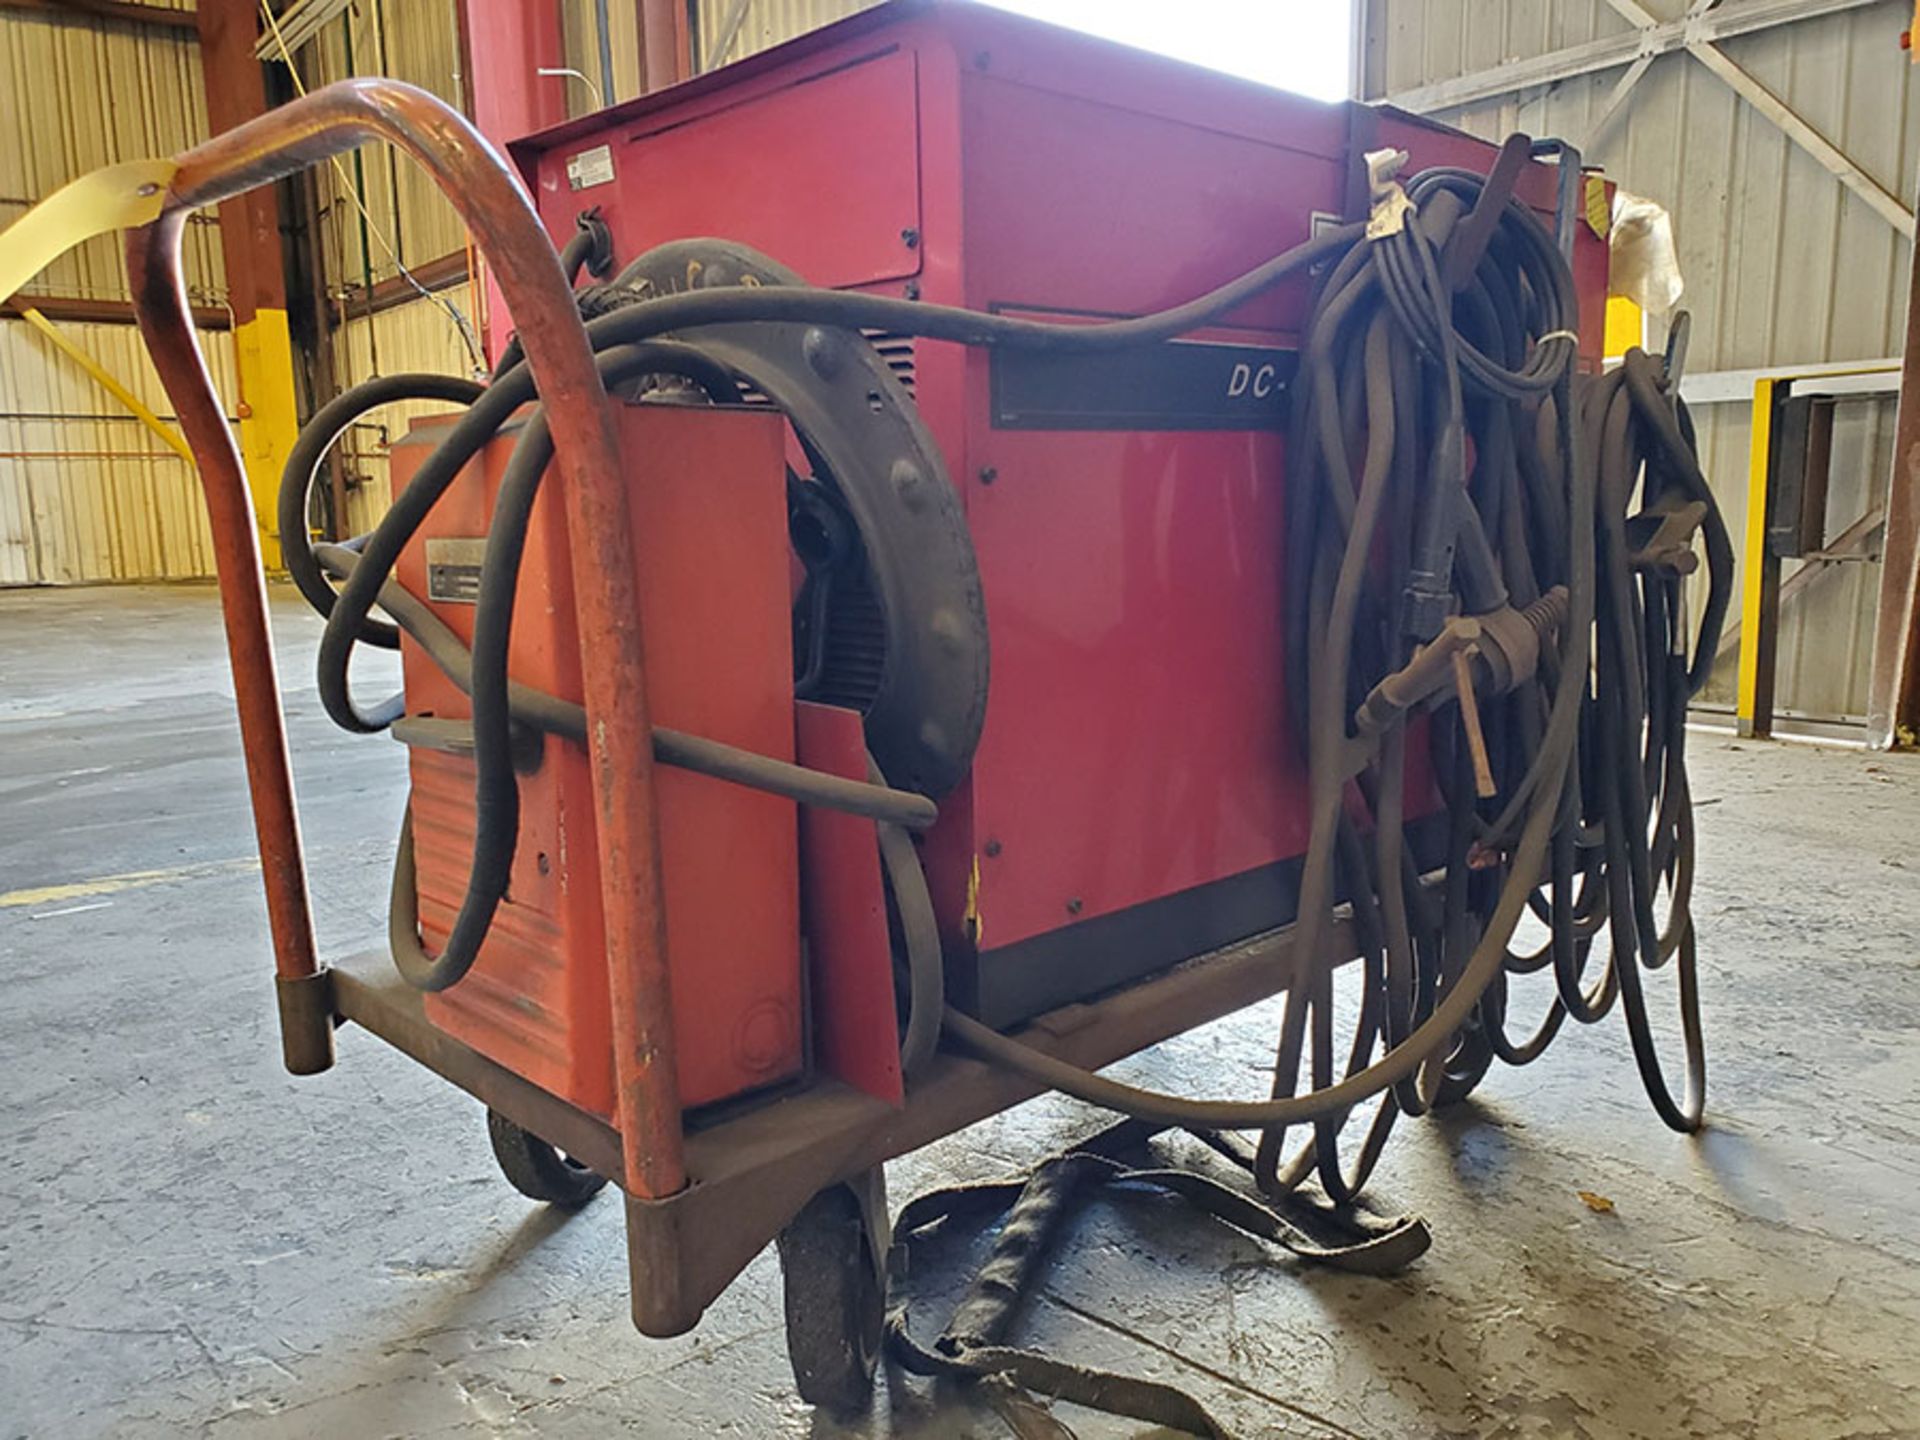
[[125, 78, 685, 1200]]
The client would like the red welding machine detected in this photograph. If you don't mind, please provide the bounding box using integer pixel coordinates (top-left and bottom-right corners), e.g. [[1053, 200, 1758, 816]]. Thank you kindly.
[[374, 0, 1611, 1122]]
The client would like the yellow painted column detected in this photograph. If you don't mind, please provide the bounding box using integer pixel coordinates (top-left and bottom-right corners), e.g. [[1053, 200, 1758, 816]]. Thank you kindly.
[[199, 0, 301, 575], [233, 306, 300, 572], [1735, 378, 1777, 734]]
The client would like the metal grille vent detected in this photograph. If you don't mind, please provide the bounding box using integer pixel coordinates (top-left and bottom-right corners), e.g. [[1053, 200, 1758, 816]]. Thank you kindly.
[[804, 567, 888, 713], [862, 330, 917, 398], [723, 335, 915, 406]]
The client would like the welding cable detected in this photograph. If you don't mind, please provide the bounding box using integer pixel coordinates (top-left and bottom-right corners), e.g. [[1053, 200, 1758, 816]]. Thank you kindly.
[[1462, 356, 1724, 1129], [304, 343, 907, 991], [906, 179, 1720, 1191], [872, 768, 946, 1082], [277, 372, 485, 648], [558, 209, 613, 285], [310, 221, 1361, 735], [311, 341, 745, 986], [310, 542, 936, 830], [596, 220, 1367, 351], [308, 340, 740, 735]]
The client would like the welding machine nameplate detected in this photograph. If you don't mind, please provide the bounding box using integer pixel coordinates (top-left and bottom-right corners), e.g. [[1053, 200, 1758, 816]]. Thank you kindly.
[[991, 334, 1299, 431], [425, 537, 485, 604]]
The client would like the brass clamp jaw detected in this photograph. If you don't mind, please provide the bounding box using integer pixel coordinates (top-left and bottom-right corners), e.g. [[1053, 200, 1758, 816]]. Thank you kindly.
[[1349, 587, 1571, 797]]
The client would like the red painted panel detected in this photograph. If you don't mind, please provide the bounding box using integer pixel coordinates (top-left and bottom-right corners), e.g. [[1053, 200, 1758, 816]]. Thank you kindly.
[[796, 702, 903, 1106], [961, 424, 1309, 945], [398, 404, 803, 1116], [954, 69, 1345, 333], [527, 48, 924, 291]]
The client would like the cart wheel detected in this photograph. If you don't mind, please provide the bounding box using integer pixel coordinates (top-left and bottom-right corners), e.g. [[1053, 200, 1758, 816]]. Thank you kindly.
[[486, 1108, 608, 1208], [776, 1166, 888, 1413]]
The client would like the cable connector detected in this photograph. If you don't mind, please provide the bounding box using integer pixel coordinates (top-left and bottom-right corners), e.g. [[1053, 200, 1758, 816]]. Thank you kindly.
[[1364, 147, 1416, 239]]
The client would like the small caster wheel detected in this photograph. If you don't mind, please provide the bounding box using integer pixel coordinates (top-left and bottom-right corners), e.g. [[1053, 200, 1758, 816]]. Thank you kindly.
[[776, 1165, 888, 1413], [486, 1108, 608, 1208]]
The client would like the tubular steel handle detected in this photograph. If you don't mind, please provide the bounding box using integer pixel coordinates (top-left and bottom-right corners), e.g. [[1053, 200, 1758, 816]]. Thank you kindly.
[[125, 78, 685, 1200]]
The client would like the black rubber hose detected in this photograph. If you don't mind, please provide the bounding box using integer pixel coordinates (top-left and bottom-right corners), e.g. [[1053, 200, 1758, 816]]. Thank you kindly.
[[876, 765, 945, 1082], [597, 221, 1364, 355], [310, 543, 937, 830], [310, 340, 738, 734], [558, 213, 611, 284], [321, 218, 1359, 737], [277, 372, 484, 648], [348, 344, 744, 990]]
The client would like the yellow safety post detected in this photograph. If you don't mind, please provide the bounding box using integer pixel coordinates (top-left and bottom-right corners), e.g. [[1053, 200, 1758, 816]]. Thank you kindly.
[[1603, 295, 1643, 362], [1735, 378, 1777, 735], [231, 304, 301, 571]]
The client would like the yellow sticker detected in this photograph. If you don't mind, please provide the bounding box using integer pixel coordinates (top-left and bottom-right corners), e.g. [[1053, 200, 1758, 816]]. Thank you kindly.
[[1583, 174, 1610, 241], [1603, 294, 1643, 358], [0, 158, 177, 305]]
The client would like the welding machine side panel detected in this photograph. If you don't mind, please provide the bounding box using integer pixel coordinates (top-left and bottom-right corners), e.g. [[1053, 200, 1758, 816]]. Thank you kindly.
[[946, 69, 1347, 989], [393, 406, 805, 1117]]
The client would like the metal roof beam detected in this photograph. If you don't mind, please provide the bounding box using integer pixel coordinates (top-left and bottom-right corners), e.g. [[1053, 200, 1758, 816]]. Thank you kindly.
[[1586, 50, 1656, 150], [0, 0, 196, 30], [1381, 0, 1885, 113], [1686, 37, 1916, 237]]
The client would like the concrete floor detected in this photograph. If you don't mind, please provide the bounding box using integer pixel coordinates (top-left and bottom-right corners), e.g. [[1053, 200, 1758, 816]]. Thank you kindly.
[[3, 582, 1919, 1439]]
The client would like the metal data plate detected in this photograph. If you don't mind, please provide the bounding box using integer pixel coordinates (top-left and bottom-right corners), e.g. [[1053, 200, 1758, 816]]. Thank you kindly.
[[425, 537, 485, 604]]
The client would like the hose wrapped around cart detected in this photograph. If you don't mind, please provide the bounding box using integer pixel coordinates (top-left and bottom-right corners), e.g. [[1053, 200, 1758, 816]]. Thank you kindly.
[[281, 146, 1726, 1201]]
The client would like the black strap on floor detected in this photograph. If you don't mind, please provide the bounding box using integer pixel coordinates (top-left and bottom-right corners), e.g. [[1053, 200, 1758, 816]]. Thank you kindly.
[[884, 1124, 1432, 1437]]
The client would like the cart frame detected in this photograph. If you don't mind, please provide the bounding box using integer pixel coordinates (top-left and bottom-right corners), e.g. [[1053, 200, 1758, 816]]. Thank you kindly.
[[129, 76, 1342, 1340]]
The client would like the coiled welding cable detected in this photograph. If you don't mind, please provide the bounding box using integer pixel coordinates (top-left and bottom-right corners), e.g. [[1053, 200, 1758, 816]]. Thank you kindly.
[[933, 193, 1718, 1187], [276, 372, 484, 649], [313, 341, 743, 990]]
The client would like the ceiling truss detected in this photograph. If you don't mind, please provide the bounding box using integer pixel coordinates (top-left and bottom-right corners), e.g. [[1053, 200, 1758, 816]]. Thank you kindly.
[[1380, 0, 1913, 238]]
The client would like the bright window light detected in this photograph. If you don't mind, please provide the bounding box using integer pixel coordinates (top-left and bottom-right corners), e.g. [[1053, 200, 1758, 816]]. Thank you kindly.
[[969, 0, 1352, 102]]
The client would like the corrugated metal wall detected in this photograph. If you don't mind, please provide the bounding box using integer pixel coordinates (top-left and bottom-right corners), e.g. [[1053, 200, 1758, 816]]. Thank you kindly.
[[691, 0, 881, 69], [298, 0, 469, 294], [0, 7, 236, 586], [333, 279, 481, 534], [0, 321, 235, 586], [1358, 0, 1917, 723], [287, 2, 490, 546], [560, 0, 644, 104]]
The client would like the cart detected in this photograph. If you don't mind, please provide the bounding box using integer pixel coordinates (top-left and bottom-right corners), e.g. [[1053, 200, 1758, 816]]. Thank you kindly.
[[123, 77, 1354, 1406]]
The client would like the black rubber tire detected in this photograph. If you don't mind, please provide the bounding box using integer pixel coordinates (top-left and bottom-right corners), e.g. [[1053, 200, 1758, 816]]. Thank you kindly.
[[485, 1109, 608, 1209], [776, 1169, 888, 1413]]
